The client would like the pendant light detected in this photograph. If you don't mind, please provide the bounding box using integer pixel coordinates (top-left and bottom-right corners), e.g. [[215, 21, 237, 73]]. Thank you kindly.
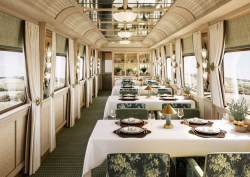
[[118, 31, 132, 38], [113, 0, 137, 22]]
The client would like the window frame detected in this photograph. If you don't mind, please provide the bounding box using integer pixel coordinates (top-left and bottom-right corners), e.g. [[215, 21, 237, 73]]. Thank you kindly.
[[223, 47, 250, 115], [0, 48, 27, 114], [54, 54, 67, 92], [182, 54, 197, 92]]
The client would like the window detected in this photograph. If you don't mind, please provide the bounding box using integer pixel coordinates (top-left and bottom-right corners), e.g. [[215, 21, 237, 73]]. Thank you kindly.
[[55, 56, 66, 90], [0, 50, 26, 112], [224, 51, 250, 111], [183, 56, 197, 89], [166, 58, 171, 80], [79, 57, 83, 80]]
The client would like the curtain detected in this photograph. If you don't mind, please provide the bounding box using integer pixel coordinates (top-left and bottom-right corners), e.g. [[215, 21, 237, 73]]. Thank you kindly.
[[85, 46, 90, 108], [175, 39, 183, 88], [161, 46, 166, 81], [24, 21, 40, 175], [94, 49, 98, 97], [193, 31, 204, 98], [209, 21, 226, 107], [170, 43, 174, 85], [153, 50, 157, 77], [49, 32, 56, 152], [68, 39, 75, 127]]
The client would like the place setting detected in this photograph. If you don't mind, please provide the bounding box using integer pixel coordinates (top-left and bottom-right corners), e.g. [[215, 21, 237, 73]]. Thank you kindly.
[[118, 94, 139, 101]]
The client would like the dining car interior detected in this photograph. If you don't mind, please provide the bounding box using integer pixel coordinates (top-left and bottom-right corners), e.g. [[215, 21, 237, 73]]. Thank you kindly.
[[1, 0, 250, 177]]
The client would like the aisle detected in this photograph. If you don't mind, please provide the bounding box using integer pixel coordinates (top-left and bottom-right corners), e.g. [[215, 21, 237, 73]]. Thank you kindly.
[[27, 90, 111, 177]]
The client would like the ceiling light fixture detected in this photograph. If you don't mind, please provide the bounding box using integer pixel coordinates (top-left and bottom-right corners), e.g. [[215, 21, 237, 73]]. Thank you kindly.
[[113, 0, 137, 22], [120, 40, 130, 44], [118, 31, 132, 38]]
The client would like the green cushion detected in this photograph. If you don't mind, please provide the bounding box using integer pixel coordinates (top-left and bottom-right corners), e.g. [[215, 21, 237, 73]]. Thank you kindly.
[[158, 91, 171, 95], [116, 108, 148, 120], [157, 108, 200, 120]]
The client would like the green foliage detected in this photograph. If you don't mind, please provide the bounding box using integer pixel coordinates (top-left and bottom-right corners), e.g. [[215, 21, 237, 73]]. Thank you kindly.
[[126, 68, 132, 72], [165, 79, 171, 84], [0, 95, 10, 102], [115, 58, 118, 60], [183, 87, 191, 94], [140, 65, 147, 73], [121, 58, 124, 61], [127, 58, 130, 61], [133, 70, 137, 74], [15, 91, 24, 101], [122, 71, 125, 74], [0, 87, 5, 91], [146, 58, 149, 61], [115, 66, 122, 72], [229, 98, 248, 121], [156, 75, 160, 79]]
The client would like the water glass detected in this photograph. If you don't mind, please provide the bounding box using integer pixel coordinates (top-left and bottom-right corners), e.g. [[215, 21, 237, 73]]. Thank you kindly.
[[110, 109, 116, 126], [178, 109, 184, 120], [222, 113, 229, 128], [138, 90, 141, 96]]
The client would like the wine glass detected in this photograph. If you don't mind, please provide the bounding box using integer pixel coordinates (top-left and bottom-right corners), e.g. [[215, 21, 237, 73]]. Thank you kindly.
[[148, 113, 155, 129], [138, 89, 141, 96], [110, 109, 116, 126], [153, 88, 158, 96], [145, 80, 148, 86], [178, 109, 184, 120], [222, 113, 229, 128]]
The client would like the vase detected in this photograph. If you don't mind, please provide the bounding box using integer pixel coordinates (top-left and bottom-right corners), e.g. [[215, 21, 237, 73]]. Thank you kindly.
[[143, 61, 146, 63], [184, 95, 190, 100], [234, 125, 248, 133], [143, 72, 146, 76], [127, 72, 131, 76]]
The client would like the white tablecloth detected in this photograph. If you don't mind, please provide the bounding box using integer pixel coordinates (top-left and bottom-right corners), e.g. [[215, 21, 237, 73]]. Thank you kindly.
[[103, 96, 195, 119], [111, 86, 172, 96], [82, 120, 250, 177]]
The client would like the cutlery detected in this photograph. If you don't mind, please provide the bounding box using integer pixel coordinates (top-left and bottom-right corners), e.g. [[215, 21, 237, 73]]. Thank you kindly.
[[145, 128, 147, 133]]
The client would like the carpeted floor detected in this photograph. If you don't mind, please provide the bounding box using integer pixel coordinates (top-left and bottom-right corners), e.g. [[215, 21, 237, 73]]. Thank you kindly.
[[27, 90, 111, 177]]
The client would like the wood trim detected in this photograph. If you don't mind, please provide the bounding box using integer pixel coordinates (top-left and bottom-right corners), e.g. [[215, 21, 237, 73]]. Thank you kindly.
[[56, 7, 78, 23], [56, 122, 67, 138], [41, 147, 50, 164], [7, 161, 24, 177]]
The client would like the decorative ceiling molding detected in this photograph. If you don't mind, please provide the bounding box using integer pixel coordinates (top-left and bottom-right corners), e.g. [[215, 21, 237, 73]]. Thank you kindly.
[[172, 7, 196, 22], [96, 38, 107, 46], [83, 29, 97, 38], [56, 7, 78, 23]]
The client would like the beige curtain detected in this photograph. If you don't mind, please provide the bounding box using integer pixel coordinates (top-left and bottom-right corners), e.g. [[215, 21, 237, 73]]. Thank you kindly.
[[209, 21, 226, 107], [85, 46, 90, 108], [153, 50, 157, 77], [161, 46, 166, 81], [169, 43, 174, 85], [175, 39, 183, 88], [49, 32, 56, 152], [68, 39, 75, 127], [193, 31, 204, 98], [24, 21, 41, 175]]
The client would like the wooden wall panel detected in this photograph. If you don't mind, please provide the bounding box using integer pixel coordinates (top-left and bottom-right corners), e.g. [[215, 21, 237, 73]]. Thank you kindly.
[[74, 86, 78, 119], [41, 101, 51, 155], [55, 95, 64, 129], [80, 84, 84, 107], [0, 122, 15, 177], [16, 116, 27, 166]]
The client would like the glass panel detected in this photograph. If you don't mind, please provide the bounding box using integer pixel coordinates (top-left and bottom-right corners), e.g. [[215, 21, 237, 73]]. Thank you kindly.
[[167, 58, 171, 80], [79, 58, 83, 80], [55, 56, 66, 90], [0, 50, 26, 112], [184, 56, 197, 89], [224, 51, 250, 110]]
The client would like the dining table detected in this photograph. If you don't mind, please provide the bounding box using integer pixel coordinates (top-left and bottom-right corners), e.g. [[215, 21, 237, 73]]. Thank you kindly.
[[82, 120, 250, 177], [103, 95, 196, 119], [111, 85, 173, 96]]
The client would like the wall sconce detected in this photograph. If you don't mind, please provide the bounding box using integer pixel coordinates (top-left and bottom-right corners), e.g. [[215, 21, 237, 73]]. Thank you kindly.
[[202, 60, 208, 70], [203, 72, 208, 81], [202, 43, 207, 59], [44, 42, 52, 87], [46, 43, 52, 62], [172, 51, 175, 60], [76, 51, 80, 84]]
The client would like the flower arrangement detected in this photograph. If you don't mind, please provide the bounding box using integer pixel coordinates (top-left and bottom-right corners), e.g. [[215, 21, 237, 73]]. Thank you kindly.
[[121, 58, 124, 62], [126, 68, 132, 72], [146, 58, 149, 63], [229, 98, 248, 121], [115, 66, 122, 73], [156, 75, 160, 80], [165, 79, 171, 85], [140, 65, 147, 73]]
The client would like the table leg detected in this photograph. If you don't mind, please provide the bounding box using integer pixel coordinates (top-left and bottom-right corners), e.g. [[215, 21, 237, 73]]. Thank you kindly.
[[83, 170, 92, 177]]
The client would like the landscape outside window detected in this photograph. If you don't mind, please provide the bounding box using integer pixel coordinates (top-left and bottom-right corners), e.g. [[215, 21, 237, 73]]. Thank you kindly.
[[224, 51, 250, 110], [0, 50, 26, 112], [184, 56, 197, 89], [166, 58, 171, 80], [54, 56, 66, 90], [79, 58, 83, 80]]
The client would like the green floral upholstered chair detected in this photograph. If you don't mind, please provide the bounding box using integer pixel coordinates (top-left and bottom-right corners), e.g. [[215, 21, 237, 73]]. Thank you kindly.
[[143, 82, 159, 86], [186, 153, 250, 177], [162, 103, 192, 109], [120, 89, 138, 95], [116, 108, 148, 120], [107, 153, 170, 177], [157, 108, 199, 120], [117, 103, 145, 109], [158, 88, 172, 95]]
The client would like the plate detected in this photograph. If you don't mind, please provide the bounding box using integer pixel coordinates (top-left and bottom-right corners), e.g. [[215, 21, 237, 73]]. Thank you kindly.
[[151, 85, 159, 88], [160, 94, 172, 97], [161, 97, 176, 100], [122, 118, 143, 124], [123, 85, 133, 88], [188, 118, 208, 124], [195, 127, 220, 134], [120, 126, 144, 134], [121, 97, 137, 100], [123, 94, 137, 97]]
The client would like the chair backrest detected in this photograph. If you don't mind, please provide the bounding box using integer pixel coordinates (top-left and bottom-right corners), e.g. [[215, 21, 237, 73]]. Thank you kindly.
[[162, 103, 192, 109], [116, 108, 148, 119], [157, 108, 200, 120], [117, 103, 145, 109], [121, 81, 134, 86], [114, 78, 120, 81], [120, 89, 138, 95], [107, 153, 170, 177], [158, 88, 172, 95], [204, 153, 250, 176]]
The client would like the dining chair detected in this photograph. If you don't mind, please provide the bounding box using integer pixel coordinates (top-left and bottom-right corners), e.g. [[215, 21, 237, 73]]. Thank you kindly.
[[186, 153, 250, 177], [162, 103, 192, 109], [116, 108, 148, 119], [120, 88, 138, 95], [107, 153, 170, 177], [117, 103, 146, 109], [157, 108, 200, 120], [158, 88, 172, 95]]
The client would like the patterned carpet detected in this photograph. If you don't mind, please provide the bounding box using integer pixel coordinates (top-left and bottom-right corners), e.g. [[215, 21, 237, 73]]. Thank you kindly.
[[26, 90, 111, 177]]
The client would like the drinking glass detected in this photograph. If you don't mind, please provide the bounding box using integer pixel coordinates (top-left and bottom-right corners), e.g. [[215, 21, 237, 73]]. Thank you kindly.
[[138, 90, 141, 96], [145, 80, 148, 85], [148, 113, 155, 129], [153, 88, 158, 95], [117, 89, 120, 96], [178, 109, 184, 120], [110, 109, 116, 126], [222, 113, 229, 128]]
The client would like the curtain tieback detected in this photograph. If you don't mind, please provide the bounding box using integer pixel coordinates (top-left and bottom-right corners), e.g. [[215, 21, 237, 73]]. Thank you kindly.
[[196, 62, 200, 68], [210, 62, 218, 71], [174, 63, 178, 68], [50, 91, 54, 98], [72, 84, 75, 88], [35, 98, 41, 106]]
